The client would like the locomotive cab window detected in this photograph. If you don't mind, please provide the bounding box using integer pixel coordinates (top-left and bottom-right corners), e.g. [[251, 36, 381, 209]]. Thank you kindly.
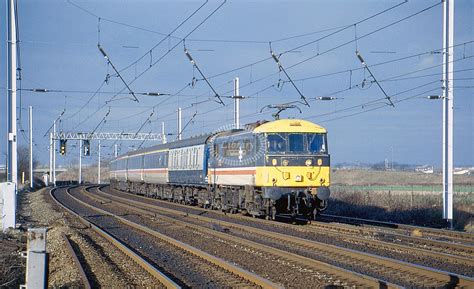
[[288, 134, 304, 153], [307, 133, 327, 154], [267, 133, 286, 153]]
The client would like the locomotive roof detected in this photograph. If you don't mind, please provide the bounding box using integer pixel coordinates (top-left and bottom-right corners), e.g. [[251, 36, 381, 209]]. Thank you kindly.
[[253, 119, 326, 133]]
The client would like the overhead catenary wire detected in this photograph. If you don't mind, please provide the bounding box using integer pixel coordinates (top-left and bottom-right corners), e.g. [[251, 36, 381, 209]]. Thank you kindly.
[[270, 50, 310, 107], [105, 0, 227, 104], [134, 110, 155, 137], [151, 50, 471, 134], [178, 110, 198, 138], [355, 50, 394, 106], [281, 0, 408, 55], [43, 109, 66, 137], [287, 40, 474, 83], [184, 48, 225, 105], [67, 0, 361, 46], [317, 87, 440, 123], [285, 1, 443, 71], [42, 0, 462, 148], [98, 44, 139, 103], [202, 0, 410, 82], [117, 0, 209, 74], [89, 107, 111, 135], [58, 0, 440, 133]]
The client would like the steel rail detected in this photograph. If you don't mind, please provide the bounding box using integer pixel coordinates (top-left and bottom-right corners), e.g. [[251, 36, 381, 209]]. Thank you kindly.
[[63, 234, 92, 289], [309, 218, 474, 254], [104, 186, 474, 259], [320, 213, 474, 243], [95, 186, 474, 288], [49, 187, 181, 289], [63, 186, 282, 289], [83, 186, 396, 288]]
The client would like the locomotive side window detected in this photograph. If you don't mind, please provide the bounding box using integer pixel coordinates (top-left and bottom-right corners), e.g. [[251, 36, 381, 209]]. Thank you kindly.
[[267, 133, 286, 153], [288, 134, 304, 153]]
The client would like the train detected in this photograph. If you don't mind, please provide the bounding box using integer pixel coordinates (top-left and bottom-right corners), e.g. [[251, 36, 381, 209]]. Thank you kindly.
[[109, 118, 330, 220]]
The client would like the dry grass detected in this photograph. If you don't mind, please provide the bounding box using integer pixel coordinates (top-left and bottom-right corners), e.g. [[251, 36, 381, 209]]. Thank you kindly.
[[327, 189, 473, 231], [332, 169, 474, 186], [56, 166, 110, 184]]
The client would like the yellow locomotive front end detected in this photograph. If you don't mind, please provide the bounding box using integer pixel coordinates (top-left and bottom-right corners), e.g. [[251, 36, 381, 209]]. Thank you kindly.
[[253, 119, 330, 219]]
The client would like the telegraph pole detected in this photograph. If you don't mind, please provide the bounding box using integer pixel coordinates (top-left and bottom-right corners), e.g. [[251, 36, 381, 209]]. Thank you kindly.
[[177, 108, 182, 140], [97, 140, 101, 184], [7, 0, 17, 184], [78, 140, 82, 184], [29, 106, 33, 188], [233, 77, 242, 129], [442, 0, 454, 229]]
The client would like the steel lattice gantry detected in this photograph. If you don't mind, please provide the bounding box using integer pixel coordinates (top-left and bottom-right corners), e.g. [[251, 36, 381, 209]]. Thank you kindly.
[[49, 132, 162, 186]]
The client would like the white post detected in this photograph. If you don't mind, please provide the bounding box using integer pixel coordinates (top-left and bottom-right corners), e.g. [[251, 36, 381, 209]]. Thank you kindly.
[[233, 77, 241, 129], [52, 121, 56, 186], [442, 0, 454, 229], [29, 106, 33, 189], [78, 140, 82, 184], [177, 108, 182, 140], [97, 140, 101, 184], [7, 0, 17, 184], [114, 143, 118, 158], [49, 132, 52, 186], [25, 228, 47, 288], [162, 121, 167, 144]]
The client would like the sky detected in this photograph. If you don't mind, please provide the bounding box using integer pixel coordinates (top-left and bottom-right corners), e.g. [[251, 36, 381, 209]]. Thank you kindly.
[[1, 0, 473, 169]]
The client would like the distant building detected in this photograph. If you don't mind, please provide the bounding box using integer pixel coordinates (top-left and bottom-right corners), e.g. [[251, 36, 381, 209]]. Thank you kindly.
[[415, 165, 434, 174], [454, 168, 472, 175]]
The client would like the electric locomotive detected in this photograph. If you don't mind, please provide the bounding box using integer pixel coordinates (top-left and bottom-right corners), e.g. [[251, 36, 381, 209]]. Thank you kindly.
[[109, 118, 330, 220]]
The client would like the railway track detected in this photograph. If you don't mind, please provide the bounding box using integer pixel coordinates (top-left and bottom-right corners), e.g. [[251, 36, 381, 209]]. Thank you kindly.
[[319, 213, 474, 245], [102, 185, 473, 273], [76, 185, 394, 288], [51, 187, 181, 289], [62, 234, 92, 289], [52, 186, 281, 289], [83, 185, 474, 288]]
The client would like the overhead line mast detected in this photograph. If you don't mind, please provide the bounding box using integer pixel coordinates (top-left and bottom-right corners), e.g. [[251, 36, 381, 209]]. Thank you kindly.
[[442, 0, 454, 229], [7, 0, 17, 184]]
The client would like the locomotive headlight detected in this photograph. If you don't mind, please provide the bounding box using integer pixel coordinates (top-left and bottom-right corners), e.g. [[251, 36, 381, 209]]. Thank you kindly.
[[317, 158, 323, 166], [282, 160, 289, 166], [272, 158, 278, 166], [305, 159, 312, 166], [295, 175, 303, 182]]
